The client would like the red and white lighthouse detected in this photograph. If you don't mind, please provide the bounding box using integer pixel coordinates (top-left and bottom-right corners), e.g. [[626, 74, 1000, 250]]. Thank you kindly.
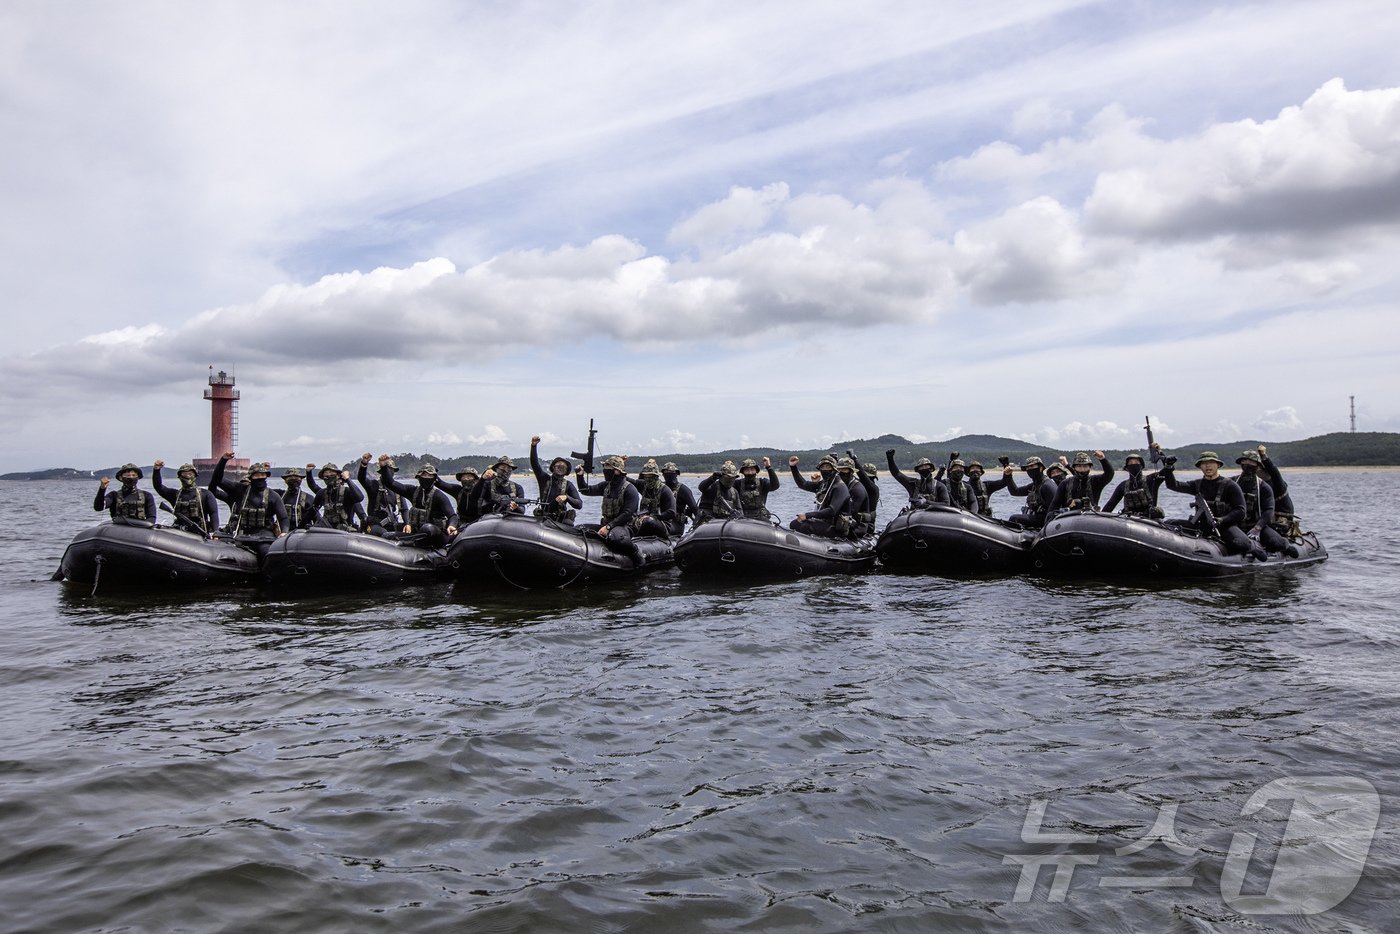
[[193, 367, 248, 476]]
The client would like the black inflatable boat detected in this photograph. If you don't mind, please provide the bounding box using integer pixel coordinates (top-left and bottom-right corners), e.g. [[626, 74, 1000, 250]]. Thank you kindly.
[[446, 513, 674, 588], [59, 521, 261, 588], [1031, 510, 1328, 578], [876, 505, 1035, 574], [673, 517, 877, 578], [262, 526, 448, 587]]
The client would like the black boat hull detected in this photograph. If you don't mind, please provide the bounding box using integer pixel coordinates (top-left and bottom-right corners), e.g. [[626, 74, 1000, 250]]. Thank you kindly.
[[446, 514, 674, 588], [876, 506, 1034, 574], [1031, 511, 1328, 578], [59, 522, 260, 587], [673, 518, 876, 578], [262, 527, 448, 587]]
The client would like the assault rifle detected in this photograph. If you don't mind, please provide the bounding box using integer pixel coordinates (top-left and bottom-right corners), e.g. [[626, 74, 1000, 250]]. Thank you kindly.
[[572, 418, 597, 474], [159, 501, 208, 537], [1144, 415, 1165, 466]]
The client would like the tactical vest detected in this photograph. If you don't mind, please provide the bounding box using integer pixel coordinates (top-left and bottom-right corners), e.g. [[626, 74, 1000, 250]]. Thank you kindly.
[[709, 483, 740, 519], [485, 477, 517, 514], [638, 479, 664, 515], [537, 475, 575, 521], [1023, 476, 1051, 516], [1238, 475, 1262, 525], [455, 479, 478, 517], [373, 483, 400, 523], [112, 485, 147, 520], [1065, 475, 1096, 510], [970, 478, 992, 517], [238, 487, 276, 533], [321, 483, 352, 530], [912, 472, 939, 503], [174, 485, 206, 530], [845, 478, 875, 526], [284, 488, 313, 528], [947, 476, 974, 511], [601, 480, 628, 522], [1121, 476, 1152, 516], [408, 484, 438, 527], [738, 478, 769, 519]]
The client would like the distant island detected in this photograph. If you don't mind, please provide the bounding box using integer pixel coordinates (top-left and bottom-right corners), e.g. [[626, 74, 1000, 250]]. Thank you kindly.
[[6, 431, 1399, 480]]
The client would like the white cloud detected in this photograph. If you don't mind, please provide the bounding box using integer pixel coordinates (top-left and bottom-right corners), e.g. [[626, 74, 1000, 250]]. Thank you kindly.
[[1010, 98, 1073, 138], [269, 435, 346, 450], [426, 431, 462, 446], [79, 324, 168, 347], [952, 197, 1108, 303], [1025, 421, 1137, 447], [668, 182, 789, 253], [464, 425, 510, 447], [1252, 406, 1303, 435]]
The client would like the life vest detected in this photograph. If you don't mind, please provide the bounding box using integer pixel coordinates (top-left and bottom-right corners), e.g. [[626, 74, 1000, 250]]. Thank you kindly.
[[112, 485, 147, 520], [321, 482, 353, 530], [738, 477, 770, 519]]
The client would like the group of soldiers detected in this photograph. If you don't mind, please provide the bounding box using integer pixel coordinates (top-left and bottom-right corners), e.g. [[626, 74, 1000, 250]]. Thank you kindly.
[[93, 437, 1302, 561]]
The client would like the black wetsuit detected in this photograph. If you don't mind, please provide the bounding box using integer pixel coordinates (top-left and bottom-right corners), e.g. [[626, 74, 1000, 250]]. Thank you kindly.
[[788, 465, 850, 537], [853, 464, 880, 524], [211, 457, 288, 540], [1050, 458, 1116, 513], [665, 475, 699, 534], [886, 453, 948, 507], [435, 476, 482, 529], [471, 473, 531, 517], [735, 466, 780, 520], [1004, 470, 1057, 529], [381, 469, 455, 548], [1103, 468, 1166, 517], [627, 476, 676, 537], [359, 460, 408, 536], [1260, 454, 1297, 535], [277, 482, 318, 531], [970, 473, 1012, 517], [1162, 470, 1267, 559], [530, 445, 583, 524], [842, 473, 873, 537], [696, 473, 742, 524], [1236, 471, 1296, 556], [944, 473, 976, 512], [580, 474, 644, 562], [152, 467, 218, 535]]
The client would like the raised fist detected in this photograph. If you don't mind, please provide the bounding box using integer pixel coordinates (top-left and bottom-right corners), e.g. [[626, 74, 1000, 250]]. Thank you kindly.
[[223, 451, 235, 460], [306, 462, 316, 470], [99, 476, 110, 487], [482, 468, 496, 480], [1094, 450, 1105, 460], [153, 459, 165, 469], [361, 452, 372, 463], [531, 435, 541, 445], [789, 456, 800, 466], [885, 449, 895, 458], [762, 456, 771, 468]]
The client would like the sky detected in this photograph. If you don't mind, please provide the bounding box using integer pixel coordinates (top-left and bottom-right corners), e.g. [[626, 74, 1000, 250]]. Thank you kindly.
[[3, 0, 1399, 470]]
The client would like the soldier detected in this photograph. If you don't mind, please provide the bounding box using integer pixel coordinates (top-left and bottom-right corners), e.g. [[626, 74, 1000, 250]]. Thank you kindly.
[[1161, 451, 1267, 560], [1257, 444, 1300, 541], [313, 463, 364, 531], [529, 437, 583, 525], [1050, 451, 1115, 513], [735, 456, 780, 520], [151, 460, 218, 535], [968, 461, 1013, 518], [1103, 452, 1165, 518], [94, 462, 156, 523], [379, 460, 456, 547], [857, 461, 881, 520], [473, 456, 532, 516], [212, 456, 287, 555], [435, 466, 482, 530], [577, 455, 646, 565], [943, 458, 977, 512], [359, 453, 407, 536], [629, 459, 676, 537], [836, 456, 873, 537], [661, 462, 698, 534], [696, 461, 742, 524], [276, 466, 318, 530], [1003, 456, 1056, 529], [1236, 450, 1300, 558], [885, 450, 948, 507], [788, 454, 850, 537]]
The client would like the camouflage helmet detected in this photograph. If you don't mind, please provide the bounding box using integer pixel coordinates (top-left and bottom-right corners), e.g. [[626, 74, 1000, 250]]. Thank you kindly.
[[549, 456, 571, 472], [948, 458, 966, 470], [639, 459, 661, 478], [1046, 462, 1067, 477], [176, 462, 197, 476], [661, 462, 679, 474], [1195, 451, 1224, 467], [1236, 450, 1262, 467], [1021, 456, 1045, 469], [967, 460, 985, 473], [601, 455, 626, 471], [1072, 452, 1093, 467], [862, 462, 878, 477], [116, 462, 144, 480], [248, 461, 271, 477], [494, 456, 516, 470], [914, 457, 935, 470], [415, 463, 438, 479], [719, 462, 740, 478], [740, 458, 759, 470], [817, 454, 839, 470], [319, 462, 343, 479], [835, 456, 856, 472], [456, 465, 480, 480], [281, 466, 306, 479], [1123, 452, 1146, 466]]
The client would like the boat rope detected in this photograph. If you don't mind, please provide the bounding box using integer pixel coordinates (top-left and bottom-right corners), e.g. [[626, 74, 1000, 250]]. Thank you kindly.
[[91, 554, 104, 597]]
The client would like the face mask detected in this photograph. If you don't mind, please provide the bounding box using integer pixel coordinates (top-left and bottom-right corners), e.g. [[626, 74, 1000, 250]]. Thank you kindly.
[[179, 474, 197, 488], [820, 467, 834, 479], [286, 478, 302, 490], [120, 477, 137, 490], [1240, 465, 1257, 476], [950, 469, 965, 481], [603, 469, 618, 481], [418, 477, 435, 488], [1126, 463, 1143, 477], [250, 477, 267, 490], [1027, 468, 1043, 481]]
